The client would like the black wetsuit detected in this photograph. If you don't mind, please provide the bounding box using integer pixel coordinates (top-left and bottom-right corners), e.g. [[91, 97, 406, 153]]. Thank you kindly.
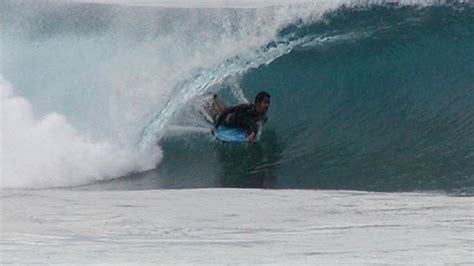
[[215, 104, 267, 135]]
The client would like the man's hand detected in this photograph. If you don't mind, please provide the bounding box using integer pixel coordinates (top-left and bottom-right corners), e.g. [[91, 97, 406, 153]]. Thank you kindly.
[[246, 132, 256, 142]]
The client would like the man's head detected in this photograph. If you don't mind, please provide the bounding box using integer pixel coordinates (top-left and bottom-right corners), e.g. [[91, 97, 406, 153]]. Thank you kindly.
[[254, 91, 270, 115]]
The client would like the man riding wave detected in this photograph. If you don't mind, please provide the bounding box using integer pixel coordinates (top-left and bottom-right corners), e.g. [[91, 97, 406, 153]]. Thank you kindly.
[[209, 91, 271, 142]]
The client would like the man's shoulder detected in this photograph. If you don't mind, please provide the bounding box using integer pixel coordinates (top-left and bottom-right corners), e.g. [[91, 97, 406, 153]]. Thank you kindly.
[[233, 103, 253, 110], [236, 103, 252, 107]]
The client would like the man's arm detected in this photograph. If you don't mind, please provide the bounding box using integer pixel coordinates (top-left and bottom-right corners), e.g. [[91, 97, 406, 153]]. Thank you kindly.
[[246, 116, 267, 142], [214, 104, 249, 128]]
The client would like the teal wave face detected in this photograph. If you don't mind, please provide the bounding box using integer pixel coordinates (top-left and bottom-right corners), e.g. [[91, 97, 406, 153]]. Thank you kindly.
[[5, 1, 471, 192], [239, 4, 474, 192], [86, 4, 474, 193]]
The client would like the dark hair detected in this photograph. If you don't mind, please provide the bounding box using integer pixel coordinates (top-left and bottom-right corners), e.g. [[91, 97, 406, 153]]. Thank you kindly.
[[255, 91, 270, 103]]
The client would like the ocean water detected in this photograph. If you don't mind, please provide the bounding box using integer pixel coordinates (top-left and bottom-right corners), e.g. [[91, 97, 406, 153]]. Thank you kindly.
[[1, 0, 473, 264], [2, 189, 472, 264]]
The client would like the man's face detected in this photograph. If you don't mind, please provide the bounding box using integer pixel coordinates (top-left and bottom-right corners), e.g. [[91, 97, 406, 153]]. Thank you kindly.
[[255, 96, 270, 115]]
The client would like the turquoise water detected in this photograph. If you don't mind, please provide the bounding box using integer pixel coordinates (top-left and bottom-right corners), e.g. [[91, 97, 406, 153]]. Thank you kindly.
[[1, 1, 473, 193]]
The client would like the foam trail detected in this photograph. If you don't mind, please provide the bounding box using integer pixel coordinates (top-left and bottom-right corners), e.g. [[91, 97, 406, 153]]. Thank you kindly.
[[0, 76, 160, 188], [164, 125, 211, 137]]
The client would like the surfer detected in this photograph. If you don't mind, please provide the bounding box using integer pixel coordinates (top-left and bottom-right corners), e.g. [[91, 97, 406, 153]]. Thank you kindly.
[[211, 91, 270, 142]]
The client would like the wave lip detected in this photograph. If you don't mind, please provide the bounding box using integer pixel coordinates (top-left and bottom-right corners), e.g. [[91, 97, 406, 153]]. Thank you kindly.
[[59, 0, 467, 8], [61, 0, 342, 8]]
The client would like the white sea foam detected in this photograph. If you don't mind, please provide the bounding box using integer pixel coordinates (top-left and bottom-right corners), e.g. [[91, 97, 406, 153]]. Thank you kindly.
[[0, 76, 160, 188], [1, 189, 472, 264]]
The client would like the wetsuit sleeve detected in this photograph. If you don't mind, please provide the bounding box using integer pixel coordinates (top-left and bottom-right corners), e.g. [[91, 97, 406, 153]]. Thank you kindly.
[[214, 104, 247, 128], [214, 108, 230, 128], [249, 123, 259, 136], [248, 115, 267, 136]]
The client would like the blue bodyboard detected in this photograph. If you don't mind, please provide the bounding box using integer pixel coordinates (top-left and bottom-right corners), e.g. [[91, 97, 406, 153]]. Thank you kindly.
[[213, 126, 247, 143]]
